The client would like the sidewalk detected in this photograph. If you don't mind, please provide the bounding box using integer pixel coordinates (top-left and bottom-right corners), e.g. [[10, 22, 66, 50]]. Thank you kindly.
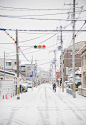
[[56, 86, 86, 109]]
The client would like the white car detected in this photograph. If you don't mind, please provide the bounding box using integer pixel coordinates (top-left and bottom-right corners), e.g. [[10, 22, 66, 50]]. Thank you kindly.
[[27, 81, 32, 88]]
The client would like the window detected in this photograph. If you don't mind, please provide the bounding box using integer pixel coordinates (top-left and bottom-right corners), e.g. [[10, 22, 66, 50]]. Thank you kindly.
[[70, 61, 76, 65], [70, 61, 72, 64], [6, 62, 11, 66], [85, 54, 86, 65], [66, 67, 68, 75], [75, 61, 76, 65], [70, 52, 76, 56], [70, 52, 72, 55]]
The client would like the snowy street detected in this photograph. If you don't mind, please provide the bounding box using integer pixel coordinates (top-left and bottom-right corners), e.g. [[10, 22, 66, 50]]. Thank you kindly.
[[0, 83, 86, 125]]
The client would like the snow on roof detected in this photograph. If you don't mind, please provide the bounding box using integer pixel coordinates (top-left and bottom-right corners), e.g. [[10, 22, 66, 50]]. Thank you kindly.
[[6, 61, 12, 62], [77, 44, 86, 54]]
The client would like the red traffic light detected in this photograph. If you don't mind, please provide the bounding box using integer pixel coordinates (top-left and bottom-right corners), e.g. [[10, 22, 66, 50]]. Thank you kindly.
[[34, 45, 46, 49], [42, 45, 46, 48]]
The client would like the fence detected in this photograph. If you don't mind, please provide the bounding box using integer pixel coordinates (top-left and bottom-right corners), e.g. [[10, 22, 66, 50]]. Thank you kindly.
[[0, 80, 15, 100]]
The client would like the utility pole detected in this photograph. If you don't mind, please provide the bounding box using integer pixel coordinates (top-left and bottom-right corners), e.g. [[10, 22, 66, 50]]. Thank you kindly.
[[72, 0, 76, 98], [50, 64, 52, 85], [60, 26, 64, 92], [35, 60, 37, 87], [16, 29, 20, 99], [54, 50, 57, 86], [4, 51, 5, 80], [52, 62, 53, 87], [31, 56, 33, 90]]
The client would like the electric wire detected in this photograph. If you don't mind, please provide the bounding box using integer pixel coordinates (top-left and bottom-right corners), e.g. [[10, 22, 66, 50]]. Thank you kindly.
[[0, 15, 86, 21], [63, 1, 86, 54], [64, 22, 86, 56], [0, 6, 75, 11]]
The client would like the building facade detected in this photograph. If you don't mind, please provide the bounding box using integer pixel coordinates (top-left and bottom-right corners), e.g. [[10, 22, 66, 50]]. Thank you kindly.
[[60, 41, 85, 83], [20, 64, 35, 81], [77, 44, 86, 87], [40, 70, 49, 83], [77, 44, 86, 96], [0, 58, 21, 73]]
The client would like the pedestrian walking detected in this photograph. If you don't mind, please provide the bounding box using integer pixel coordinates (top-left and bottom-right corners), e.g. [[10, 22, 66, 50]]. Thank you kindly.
[[53, 83, 56, 92]]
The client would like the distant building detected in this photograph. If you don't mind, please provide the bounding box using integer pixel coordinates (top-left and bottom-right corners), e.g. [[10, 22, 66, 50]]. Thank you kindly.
[[40, 70, 49, 83], [20, 64, 35, 81], [60, 41, 85, 83], [0, 58, 21, 73]]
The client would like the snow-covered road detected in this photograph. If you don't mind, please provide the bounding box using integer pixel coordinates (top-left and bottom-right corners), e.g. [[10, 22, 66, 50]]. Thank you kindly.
[[0, 83, 86, 125]]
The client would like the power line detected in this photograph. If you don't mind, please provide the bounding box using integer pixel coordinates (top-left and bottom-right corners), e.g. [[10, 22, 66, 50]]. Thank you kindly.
[[0, 6, 75, 11], [0, 15, 86, 21], [19, 33, 50, 43], [1, 28, 86, 32], [63, 1, 86, 52]]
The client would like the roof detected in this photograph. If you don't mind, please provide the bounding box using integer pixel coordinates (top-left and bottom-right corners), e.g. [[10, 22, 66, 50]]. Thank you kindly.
[[77, 44, 86, 54], [64, 41, 86, 51], [0, 69, 15, 76]]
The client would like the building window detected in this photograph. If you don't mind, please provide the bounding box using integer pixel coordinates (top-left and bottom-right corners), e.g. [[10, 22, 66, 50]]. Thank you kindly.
[[6, 62, 11, 66], [85, 54, 86, 65], [70, 61, 76, 65], [70, 52, 76, 56], [66, 67, 68, 75], [70, 61, 72, 64], [75, 61, 76, 65], [70, 52, 72, 55]]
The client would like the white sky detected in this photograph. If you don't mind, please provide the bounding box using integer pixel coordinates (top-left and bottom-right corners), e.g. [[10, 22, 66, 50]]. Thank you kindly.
[[0, 0, 86, 71]]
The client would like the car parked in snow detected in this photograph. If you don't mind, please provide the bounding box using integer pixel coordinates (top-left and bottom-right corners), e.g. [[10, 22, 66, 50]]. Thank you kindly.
[[27, 81, 32, 88]]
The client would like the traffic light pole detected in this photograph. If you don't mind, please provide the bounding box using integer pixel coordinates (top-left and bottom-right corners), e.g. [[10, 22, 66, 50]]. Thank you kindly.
[[54, 50, 57, 87], [16, 29, 20, 99], [35, 60, 37, 87], [52, 62, 53, 87], [31, 56, 33, 90], [4, 51, 5, 80], [72, 0, 76, 98]]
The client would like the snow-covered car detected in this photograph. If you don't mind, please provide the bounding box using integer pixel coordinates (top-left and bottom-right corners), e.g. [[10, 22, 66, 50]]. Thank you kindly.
[[27, 81, 32, 88], [22, 83, 28, 92]]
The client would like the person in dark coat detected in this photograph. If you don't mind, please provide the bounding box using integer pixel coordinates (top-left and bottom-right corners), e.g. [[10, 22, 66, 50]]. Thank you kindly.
[[53, 83, 56, 92]]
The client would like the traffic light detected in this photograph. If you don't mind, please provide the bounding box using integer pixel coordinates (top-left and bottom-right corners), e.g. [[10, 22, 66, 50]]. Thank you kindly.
[[34, 45, 46, 49], [34, 45, 37, 48], [42, 45, 46, 48]]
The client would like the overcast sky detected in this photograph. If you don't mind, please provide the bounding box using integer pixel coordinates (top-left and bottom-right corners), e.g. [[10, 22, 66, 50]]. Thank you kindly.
[[0, 0, 86, 71]]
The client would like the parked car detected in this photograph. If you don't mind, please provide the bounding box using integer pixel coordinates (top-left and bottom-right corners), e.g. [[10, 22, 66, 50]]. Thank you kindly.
[[27, 81, 32, 88], [22, 83, 28, 92]]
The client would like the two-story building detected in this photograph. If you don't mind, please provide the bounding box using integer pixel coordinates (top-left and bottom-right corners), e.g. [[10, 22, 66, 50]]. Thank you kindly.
[[60, 41, 85, 83], [77, 44, 86, 96], [20, 64, 35, 81], [0, 58, 21, 73]]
